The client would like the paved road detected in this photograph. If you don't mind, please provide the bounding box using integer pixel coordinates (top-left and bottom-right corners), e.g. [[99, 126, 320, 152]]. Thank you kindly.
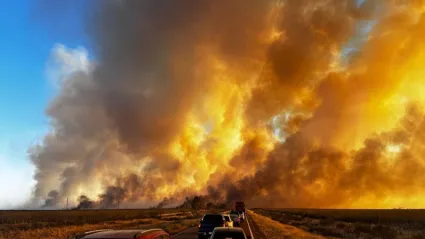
[[172, 214, 254, 239], [172, 227, 199, 239]]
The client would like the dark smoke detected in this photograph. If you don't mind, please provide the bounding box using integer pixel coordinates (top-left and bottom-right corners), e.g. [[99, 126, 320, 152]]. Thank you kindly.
[[76, 195, 96, 209], [99, 186, 126, 208], [90, 0, 270, 154], [42, 190, 60, 208], [176, 196, 226, 210]]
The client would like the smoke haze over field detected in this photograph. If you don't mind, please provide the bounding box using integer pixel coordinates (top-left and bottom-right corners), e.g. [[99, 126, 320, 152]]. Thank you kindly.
[[31, 0, 425, 209]]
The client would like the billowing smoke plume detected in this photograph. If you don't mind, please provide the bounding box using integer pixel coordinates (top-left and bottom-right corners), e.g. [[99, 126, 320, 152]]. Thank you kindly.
[[42, 190, 60, 208], [31, 0, 425, 209]]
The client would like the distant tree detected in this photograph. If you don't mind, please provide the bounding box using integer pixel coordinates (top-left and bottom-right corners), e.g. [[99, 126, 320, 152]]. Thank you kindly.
[[192, 196, 206, 209]]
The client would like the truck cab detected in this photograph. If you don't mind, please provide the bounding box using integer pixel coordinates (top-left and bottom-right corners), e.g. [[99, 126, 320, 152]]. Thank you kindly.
[[234, 201, 246, 222]]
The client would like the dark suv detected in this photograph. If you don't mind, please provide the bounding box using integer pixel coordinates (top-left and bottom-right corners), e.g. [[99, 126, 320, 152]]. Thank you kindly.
[[198, 214, 226, 239]]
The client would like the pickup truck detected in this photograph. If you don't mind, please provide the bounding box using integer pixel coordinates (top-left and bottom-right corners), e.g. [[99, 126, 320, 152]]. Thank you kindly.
[[198, 214, 226, 239]]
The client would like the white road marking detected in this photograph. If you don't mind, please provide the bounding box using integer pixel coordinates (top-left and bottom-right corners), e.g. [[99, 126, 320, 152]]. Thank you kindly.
[[245, 212, 254, 239]]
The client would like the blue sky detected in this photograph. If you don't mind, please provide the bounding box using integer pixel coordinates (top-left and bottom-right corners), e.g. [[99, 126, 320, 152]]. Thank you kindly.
[[0, 0, 90, 208]]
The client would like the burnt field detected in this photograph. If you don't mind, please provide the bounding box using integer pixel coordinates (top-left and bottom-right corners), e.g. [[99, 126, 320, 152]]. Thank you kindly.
[[0, 208, 214, 239], [253, 208, 425, 239]]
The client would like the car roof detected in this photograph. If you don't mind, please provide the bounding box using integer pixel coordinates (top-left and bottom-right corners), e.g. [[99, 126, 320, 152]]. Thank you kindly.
[[79, 229, 165, 239], [213, 227, 245, 233]]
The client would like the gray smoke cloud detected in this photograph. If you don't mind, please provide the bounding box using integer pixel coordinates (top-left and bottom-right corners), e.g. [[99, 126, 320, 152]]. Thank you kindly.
[[31, 0, 272, 208]]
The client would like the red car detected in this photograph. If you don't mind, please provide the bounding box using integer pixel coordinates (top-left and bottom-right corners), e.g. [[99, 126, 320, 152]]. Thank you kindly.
[[73, 229, 170, 239]]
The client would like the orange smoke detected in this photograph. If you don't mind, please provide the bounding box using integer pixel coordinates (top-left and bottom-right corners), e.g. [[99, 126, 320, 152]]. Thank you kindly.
[[32, 0, 425, 209]]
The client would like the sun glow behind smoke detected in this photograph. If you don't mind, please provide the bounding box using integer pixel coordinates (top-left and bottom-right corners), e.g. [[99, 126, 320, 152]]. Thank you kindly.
[[31, 0, 425, 209], [386, 144, 401, 154]]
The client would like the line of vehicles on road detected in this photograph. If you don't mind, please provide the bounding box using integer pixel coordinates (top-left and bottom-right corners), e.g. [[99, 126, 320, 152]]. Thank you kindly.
[[198, 201, 248, 239], [71, 201, 247, 239]]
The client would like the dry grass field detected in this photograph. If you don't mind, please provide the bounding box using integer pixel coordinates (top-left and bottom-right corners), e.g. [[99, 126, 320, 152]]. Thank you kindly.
[[253, 208, 425, 239], [248, 210, 325, 239], [0, 209, 210, 239]]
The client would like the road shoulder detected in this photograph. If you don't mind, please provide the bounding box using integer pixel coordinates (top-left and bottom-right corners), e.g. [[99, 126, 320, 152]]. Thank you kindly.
[[246, 211, 267, 239]]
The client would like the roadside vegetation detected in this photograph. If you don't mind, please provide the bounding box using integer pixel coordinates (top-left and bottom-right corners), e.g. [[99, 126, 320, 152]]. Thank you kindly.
[[253, 208, 425, 239], [0, 209, 210, 239], [248, 210, 325, 239]]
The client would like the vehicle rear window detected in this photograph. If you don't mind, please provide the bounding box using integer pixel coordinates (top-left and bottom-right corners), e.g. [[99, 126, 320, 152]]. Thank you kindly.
[[212, 231, 246, 239], [203, 214, 224, 223]]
